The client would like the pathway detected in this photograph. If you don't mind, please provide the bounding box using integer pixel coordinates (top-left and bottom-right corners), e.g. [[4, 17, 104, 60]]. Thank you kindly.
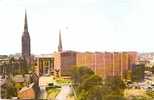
[[55, 85, 72, 100]]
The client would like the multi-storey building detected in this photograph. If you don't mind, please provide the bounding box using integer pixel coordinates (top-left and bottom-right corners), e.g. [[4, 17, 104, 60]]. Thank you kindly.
[[53, 51, 138, 78]]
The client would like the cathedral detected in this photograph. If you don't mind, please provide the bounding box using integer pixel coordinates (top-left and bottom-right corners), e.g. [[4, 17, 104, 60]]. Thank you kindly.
[[22, 11, 31, 65]]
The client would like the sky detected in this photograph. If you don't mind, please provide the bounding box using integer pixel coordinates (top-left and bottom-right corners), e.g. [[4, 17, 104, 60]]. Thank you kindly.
[[0, 0, 154, 54]]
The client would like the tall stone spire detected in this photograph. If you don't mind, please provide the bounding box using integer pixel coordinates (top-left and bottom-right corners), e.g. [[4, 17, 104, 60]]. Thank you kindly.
[[22, 10, 31, 65], [58, 30, 63, 52], [24, 10, 28, 33]]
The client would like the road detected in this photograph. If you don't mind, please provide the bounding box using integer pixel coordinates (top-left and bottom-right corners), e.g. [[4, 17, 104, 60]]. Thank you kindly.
[[39, 76, 55, 99], [55, 85, 72, 100], [39, 86, 47, 99]]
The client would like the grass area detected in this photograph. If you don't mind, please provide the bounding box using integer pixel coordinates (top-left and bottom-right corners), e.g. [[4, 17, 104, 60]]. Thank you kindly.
[[146, 90, 154, 98], [55, 77, 72, 85], [47, 88, 61, 100], [68, 96, 75, 100], [124, 89, 153, 99]]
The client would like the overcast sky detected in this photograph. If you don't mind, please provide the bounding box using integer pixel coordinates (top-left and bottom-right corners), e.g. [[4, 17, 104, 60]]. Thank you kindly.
[[0, 0, 154, 54]]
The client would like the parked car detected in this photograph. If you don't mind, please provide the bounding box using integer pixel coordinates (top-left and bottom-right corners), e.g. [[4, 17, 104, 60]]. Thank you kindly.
[[48, 83, 54, 87]]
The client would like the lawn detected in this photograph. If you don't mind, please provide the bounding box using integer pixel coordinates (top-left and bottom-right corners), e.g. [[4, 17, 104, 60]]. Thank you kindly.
[[47, 88, 61, 100], [55, 77, 72, 85]]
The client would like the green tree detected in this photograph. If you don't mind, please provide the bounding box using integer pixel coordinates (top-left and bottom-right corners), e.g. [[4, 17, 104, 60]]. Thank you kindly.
[[78, 90, 88, 100], [79, 75, 102, 91], [71, 66, 126, 100], [151, 66, 154, 74], [104, 76, 126, 96], [71, 66, 94, 85], [77, 75, 104, 100], [104, 95, 126, 100], [146, 90, 154, 99], [129, 96, 150, 100], [71, 67, 103, 100], [5, 79, 17, 98]]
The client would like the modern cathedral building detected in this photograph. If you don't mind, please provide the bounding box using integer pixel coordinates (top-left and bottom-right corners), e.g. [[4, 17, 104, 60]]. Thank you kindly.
[[53, 33, 138, 79], [32, 26, 138, 79], [22, 11, 31, 65], [20, 11, 138, 79]]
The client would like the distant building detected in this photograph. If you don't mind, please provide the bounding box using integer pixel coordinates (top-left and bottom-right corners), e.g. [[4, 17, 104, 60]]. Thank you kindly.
[[0, 58, 26, 75], [22, 11, 31, 65], [132, 64, 145, 82], [34, 55, 54, 76]]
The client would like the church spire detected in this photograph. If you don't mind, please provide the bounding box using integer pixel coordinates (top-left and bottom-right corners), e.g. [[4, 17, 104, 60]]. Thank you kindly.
[[24, 10, 28, 33], [22, 10, 31, 65], [58, 29, 63, 52]]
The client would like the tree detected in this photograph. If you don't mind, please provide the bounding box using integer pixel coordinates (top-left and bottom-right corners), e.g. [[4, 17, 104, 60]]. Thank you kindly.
[[129, 96, 150, 100], [123, 70, 132, 81], [79, 75, 102, 91], [151, 66, 154, 74], [104, 95, 126, 100], [146, 90, 154, 99], [104, 76, 126, 96], [5, 79, 17, 98], [9, 57, 15, 75], [77, 75, 104, 100], [78, 90, 88, 100], [71, 66, 126, 100], [71, 66, 94, 85], [71, 66, 103, 100]]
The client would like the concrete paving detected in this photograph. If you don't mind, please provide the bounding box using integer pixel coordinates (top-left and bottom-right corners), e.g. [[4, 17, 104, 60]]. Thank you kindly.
[[55, 85, 72, 100], [39, 86, 47, 99]]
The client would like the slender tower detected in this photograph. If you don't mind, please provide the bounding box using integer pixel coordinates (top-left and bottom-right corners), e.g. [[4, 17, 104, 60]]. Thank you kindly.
[[22, 11, 31, 64], [58, 30, 63, 52]]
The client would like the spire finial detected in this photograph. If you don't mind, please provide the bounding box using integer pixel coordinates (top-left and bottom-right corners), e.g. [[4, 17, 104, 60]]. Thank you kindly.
[[58, 29, 63, 52], [24, 10, 28, 32]]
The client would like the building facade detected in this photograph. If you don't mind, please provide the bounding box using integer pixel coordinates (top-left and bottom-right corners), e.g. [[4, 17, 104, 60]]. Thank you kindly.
[[54, 51, 76, 76], [53, 51, 138, 78], [34, 55, 54, 76]]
